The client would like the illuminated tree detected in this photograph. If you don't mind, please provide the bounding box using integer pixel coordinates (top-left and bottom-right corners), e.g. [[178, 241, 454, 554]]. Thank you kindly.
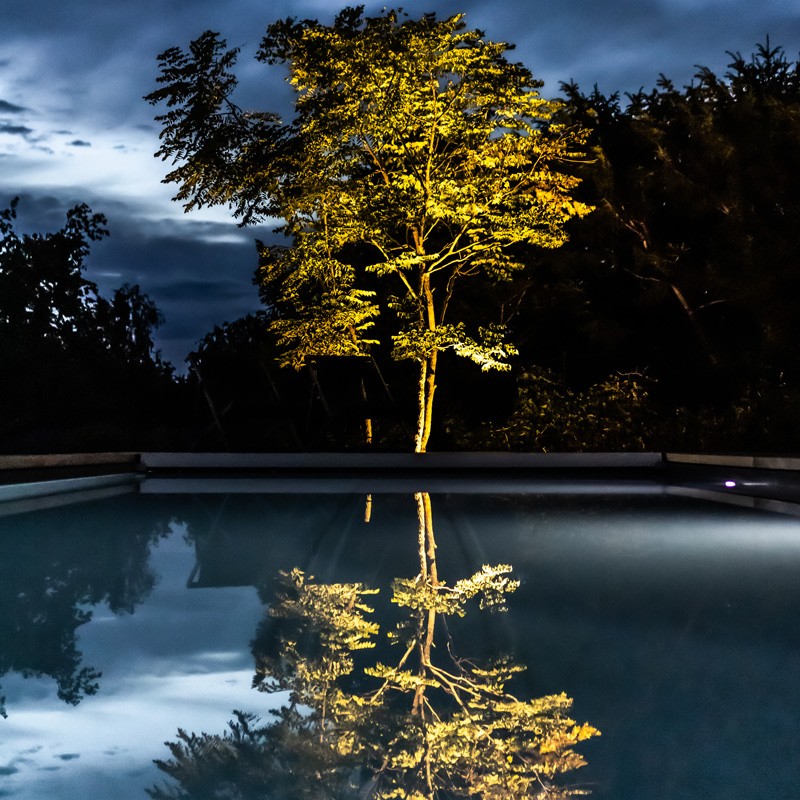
[[147, 7, 591, 451]]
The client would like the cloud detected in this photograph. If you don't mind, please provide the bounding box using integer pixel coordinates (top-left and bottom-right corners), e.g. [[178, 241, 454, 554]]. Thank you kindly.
[[0, 122, 33, 137], [68, 139, 91, 147], [0, 99, 26, 113]]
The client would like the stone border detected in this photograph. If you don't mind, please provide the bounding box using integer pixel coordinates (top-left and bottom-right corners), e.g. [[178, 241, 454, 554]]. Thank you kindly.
[[665, 453, 800, 471], [0, 452, 140, 471], [3, 452, 798, 472], [140, 451, 664, 470]]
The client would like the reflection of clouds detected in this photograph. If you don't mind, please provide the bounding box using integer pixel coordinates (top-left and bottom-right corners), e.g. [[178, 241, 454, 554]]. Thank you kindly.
[[0, 667, 281, 796], [0, 100, 26, 113], [0, 669, 286, 800], [0, 521, 269, 798]]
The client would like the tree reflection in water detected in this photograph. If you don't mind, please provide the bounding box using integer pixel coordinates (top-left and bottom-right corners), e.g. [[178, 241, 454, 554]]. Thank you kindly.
[[148, 492, 598, 799], [0, 501, 172, 718]]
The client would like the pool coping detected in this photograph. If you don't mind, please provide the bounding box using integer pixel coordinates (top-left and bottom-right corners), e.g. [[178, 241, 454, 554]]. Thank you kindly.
[[1, 451, 799, 509], [1, 450, 798, 472], [0, 452, 141, 471], [140, 451, 665, 470]]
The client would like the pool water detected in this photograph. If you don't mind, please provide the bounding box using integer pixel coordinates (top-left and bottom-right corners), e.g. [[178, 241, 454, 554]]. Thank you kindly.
[[1, 477, 799, 799]]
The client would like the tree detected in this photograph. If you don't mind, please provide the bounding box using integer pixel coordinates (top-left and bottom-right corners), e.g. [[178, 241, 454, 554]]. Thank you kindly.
[[449, 367, 651, 452], [553, 40, 800, 426], [147, 7, 591, 452], [0, 197, 108, 343], [95, 283, 169, 372], [0, 198, 176, 451]]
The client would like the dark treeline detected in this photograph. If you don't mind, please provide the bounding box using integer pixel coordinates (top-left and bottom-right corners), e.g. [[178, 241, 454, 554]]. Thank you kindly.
[[0, 199, 186, 452], [3, 40, 800, 453]]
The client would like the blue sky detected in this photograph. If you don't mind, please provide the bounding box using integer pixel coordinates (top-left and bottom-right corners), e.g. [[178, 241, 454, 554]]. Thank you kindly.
[[1, 0, 799, 369]]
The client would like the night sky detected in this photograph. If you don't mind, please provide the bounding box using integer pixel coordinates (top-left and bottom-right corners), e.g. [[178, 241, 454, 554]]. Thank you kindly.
[[2, 0, 799, 371]]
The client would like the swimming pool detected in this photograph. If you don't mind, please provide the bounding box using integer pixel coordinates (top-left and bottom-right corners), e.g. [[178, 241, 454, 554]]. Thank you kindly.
[[1, 469, 798, 799]]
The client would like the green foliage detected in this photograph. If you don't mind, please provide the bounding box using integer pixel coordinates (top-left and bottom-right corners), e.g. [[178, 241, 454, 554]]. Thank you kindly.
[[391, 322, 518, 372], [451, 366, 650, 452], [254, 568, 379, 700], [391, 563, 519, 616], [147, 6, 591, 451]]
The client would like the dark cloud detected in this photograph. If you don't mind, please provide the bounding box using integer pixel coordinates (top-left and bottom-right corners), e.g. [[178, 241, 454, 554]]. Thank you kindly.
[[0, 192, 93, 229], [0, 99, 26, 113], [3, 0, 800, 369], [82, 220, 267, 369], [0, 122, 33, 137]]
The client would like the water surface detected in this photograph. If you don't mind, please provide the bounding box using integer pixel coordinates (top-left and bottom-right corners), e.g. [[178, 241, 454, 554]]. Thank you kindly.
[[0, 479, 798, 799]]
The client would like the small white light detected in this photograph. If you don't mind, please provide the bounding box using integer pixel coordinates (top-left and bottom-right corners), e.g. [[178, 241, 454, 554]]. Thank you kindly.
[[725, 480, 736, 488]]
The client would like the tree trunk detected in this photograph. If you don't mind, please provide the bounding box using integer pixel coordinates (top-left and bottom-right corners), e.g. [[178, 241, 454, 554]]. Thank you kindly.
[[669, 282, 719, 367], [360, 377, 373, 445], [414, 351, 438, 453]]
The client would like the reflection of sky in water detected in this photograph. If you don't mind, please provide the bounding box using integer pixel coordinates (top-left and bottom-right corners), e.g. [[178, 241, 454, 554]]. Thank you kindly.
[[0, 524, 272, 800], [0, 484, 799, 799]]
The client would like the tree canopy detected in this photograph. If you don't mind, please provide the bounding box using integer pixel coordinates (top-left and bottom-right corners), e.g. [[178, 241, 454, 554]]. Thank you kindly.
[[0, 198, 178, 452], [147, 6, 591, 451]]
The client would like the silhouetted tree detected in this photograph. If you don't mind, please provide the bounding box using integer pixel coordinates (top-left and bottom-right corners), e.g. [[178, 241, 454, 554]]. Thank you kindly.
[[523, 40, 800, 449], [0, 198, 179, 451]]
